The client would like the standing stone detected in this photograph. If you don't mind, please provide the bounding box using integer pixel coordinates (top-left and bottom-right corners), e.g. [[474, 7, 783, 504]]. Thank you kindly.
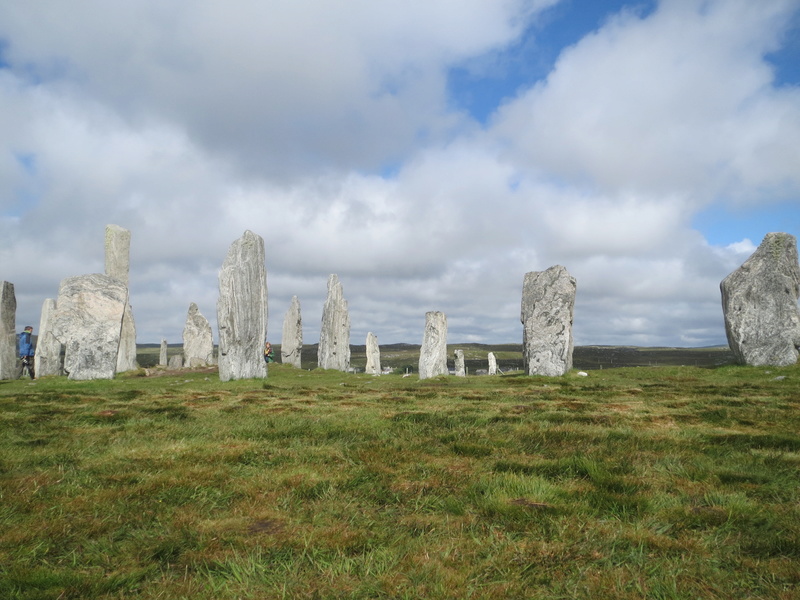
[[35, 298, 63, 377], [365, 332, 381, 375], [281, 296, 303, 368], [52, 274, 127, 380], [521, 265, 576, 377], [419, 311, 448, 379], [217, 230, 268, 381], [105, 224, 137, 373], [0, 282, 16, 380], [454, 349, 466, 377], [168, 354, 183, 369], [318, 274, 350, 371], [721, 232, 800, 366], [487, 352, 498, 376], [183, 302, 214, 368], [159, 339, 168, 366]]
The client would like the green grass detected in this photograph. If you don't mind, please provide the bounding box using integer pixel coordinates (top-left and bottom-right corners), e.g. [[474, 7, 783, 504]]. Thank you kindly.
[[1, 362, 799, 599]]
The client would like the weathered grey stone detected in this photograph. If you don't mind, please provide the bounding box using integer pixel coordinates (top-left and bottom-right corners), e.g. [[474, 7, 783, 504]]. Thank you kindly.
[[318, 275, 350, 371], [521, 265, 576, 377], [183, 302, 214, 368], [0, 281, 16, 380], [454, 349, 466, 377], [105, 224, 137, 373], [365, 332, 381, 375], [217, 230, 268, 381], [488, 352, 497, 376], [721, 232, 800, 366], [419, 311, 448, 379], [35, 298, 63, 377], [159, 339, 168, 366], [52, 274, 127, 380], [168, 354, 183, 369], [281, 296, 302, 368]]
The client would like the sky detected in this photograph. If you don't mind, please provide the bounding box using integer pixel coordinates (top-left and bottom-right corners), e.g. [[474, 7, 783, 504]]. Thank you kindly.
[[1, 0, 799, 348]]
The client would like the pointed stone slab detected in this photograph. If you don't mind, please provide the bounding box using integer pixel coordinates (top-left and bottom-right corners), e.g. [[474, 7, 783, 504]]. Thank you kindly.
[[419, 311, 448, 379], [488, 352, 498, 375], [0, 281, 16, 380], [35, 298, 63, 377], [721, 232, 800, 366], [318, 275, 350, 371], [521, 265, 576, 377], [105, 224, 137, 372], [217, 230, 268, 381], [183, 302, 214, 368], [281, 296, 303, 368]]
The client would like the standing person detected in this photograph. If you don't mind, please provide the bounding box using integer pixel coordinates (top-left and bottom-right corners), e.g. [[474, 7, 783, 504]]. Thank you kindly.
[[18, 325, 35, 379], [264, 341, 274, 363]]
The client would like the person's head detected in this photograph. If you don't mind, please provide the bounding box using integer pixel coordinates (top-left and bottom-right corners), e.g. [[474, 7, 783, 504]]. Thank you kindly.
[[24, 326, 33, 333]]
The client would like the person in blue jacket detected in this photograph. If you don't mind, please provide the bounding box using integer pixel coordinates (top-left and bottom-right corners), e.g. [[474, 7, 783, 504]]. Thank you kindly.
[[18, 325, 35, 379]]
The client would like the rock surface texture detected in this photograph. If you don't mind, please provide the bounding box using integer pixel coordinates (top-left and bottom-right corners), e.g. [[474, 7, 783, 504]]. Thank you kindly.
[[0, 281, 16, 380], [721, 232, 800, 366], [521, 265, 576, 377], [183, 302, 214, 367], [318, 275, 350, 371], [52, 274, 127, 380], [105, 224, 137, 373], [488, 352, 497, 376], [365, 332, 381, 375], [419, 311, 448, 379], [35, 298, 63, 377], [217, 230, 268, 381], [454, 349, 466, 377], [281, 296, 303, 368]]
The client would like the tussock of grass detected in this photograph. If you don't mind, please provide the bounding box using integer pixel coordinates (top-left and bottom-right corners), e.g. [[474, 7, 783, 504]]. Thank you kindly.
[[1, 362, 799, 598]]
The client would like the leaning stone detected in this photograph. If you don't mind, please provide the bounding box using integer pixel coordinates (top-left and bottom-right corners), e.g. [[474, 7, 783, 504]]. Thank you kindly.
[[487, 352, 497, 376], [52, 274, 127, 380], [217, 230, 268, 381], [419, 311, 448, 379], [721, 232, 800, 366], [318, 275, 350, 371], [168, 354, 183, 369], [454, 349, 466, 377], [281, 296, 302, 368], [0, 281, 16, 380], [365, 332, 381, 375], [159, 339, 168, 366], [521, 265, 576, 377], [183, 302, 214, 367], [35, 298, 63, 377]]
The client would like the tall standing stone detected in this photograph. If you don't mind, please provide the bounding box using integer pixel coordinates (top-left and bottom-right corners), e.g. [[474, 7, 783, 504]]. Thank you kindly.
[[105, 224, 137, 373], [159, 339, 168, 366], [281, 296, 303, 368], [35, 298, 63, 377], [521, 265, 576, 377], [217, 230, 268, 381], [721, 232, 800, 366], [52, 274, 127, 380], [183, 302, 214, 367], [365, 332, 381, 375], [454, 349, 466, 377], [318, 274, 350, 371], [487, 352, 498, 376], [419, 311, 448, 379], [0, 281, 16, 380]]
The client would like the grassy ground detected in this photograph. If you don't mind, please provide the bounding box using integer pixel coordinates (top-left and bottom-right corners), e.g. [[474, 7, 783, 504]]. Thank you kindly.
[[1, 362, 798, 599]]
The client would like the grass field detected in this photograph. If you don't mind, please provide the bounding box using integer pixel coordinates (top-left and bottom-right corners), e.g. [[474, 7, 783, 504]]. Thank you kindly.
[[1, 359, 798, 599]]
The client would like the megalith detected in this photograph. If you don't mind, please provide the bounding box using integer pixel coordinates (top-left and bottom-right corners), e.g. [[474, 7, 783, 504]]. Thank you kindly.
[[159, 339, 168, 366], [454, 349, 466, 377], [0, 281, 16, 380], [318, 274, 350, 371], [419, 311, 448, 379], [365, 332, 381, 375], [35, 298, 63, 377], [281, 296, 302, 368], [521, 265, 576, 377], [105, 224, 137, 373], [217, 230, 268, 381], [52, 274, 127, 380], [183, 302, 214, 367], [168, 354, 183, 369], [720, 232, 800, 366], [487, 352, 498, 376]]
